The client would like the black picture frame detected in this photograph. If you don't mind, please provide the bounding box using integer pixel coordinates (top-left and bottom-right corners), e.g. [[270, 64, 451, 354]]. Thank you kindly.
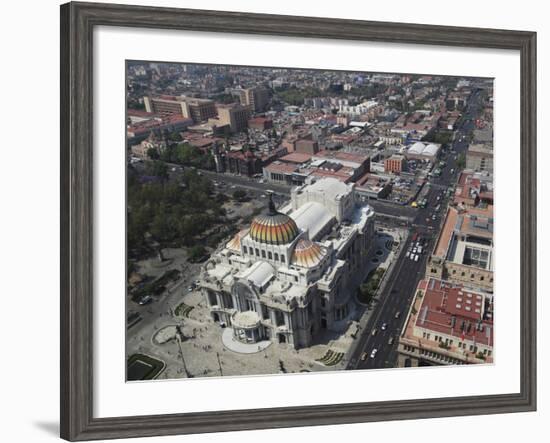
[[60, 2, 537, 441]]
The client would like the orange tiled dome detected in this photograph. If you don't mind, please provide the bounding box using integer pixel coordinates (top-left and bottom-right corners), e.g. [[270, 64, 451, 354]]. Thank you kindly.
[[291, 239, 325, 268], [249, 196, 299, 245]]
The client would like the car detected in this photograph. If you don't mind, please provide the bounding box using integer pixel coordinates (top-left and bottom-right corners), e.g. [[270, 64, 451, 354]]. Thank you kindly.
[[371, 328, 378, 336], [138, 295, 153, 306], [381, 322, 388, 331], [361, 352, 368, 361], [370, 349, 378, 359], [414, 255, 419, 262], [388, 337, 395, 345], [405, 251, 410, 258], [432, 214, 437, 221], [395, 311, 401, 319], [187, 285, 195, 292]]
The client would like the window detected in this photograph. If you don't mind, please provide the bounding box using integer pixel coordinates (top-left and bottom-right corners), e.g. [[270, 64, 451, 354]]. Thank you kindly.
[[255, 248, 260, 256], [281, 255, 285, 263], [243, 246, 248, 254], [261, 250, 266, 258], [480, 276, 484, 281]]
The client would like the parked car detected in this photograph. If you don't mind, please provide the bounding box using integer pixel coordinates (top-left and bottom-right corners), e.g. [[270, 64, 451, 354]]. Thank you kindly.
[[138, 295, 153, 306], [361, 352, 368, 361], [388, 337, 395, 345], [371, 328, 378, 336], [395, 311, 401, 319]]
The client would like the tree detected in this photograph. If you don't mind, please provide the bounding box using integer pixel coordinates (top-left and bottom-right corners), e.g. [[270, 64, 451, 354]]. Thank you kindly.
[[188, 245, 206, 262], [146, 147, 160, 160], [456, 153, 466, 170], [145, 160, 168, 180], [232, 189, 247, 201], [169, 131, 182, 142]]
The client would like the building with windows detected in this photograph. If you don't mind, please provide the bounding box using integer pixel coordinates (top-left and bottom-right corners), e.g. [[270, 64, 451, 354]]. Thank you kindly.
[[143, 95, 217, 123], [397, 278, 493, 367], [199, 178, 375, 348], [466, 143, 493, 173], [212, 103, 252, 133], [239, 87, 270, 112], [384, 154, 407, 174], [426, 206, 494, 291]]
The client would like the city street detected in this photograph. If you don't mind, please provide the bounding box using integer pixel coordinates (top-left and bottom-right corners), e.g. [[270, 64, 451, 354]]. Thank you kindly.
[[347, 89, 485, 369]]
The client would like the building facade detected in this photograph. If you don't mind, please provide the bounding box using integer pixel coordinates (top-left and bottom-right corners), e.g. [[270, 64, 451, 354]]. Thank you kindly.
[[199, 178, 375, 348], [466, 144, 494, 173], [214, 103, 252, 133], [239, 87, 270, 112], [426, 206, 494, 292], [143, 95, 217, 123], [384, 154, 407, 174]]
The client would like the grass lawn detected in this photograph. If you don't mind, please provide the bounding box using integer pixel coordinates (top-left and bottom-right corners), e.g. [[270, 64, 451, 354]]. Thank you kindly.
[[127, 354, 165, 381]]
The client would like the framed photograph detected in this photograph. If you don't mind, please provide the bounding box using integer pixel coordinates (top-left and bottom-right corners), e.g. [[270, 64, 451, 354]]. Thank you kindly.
[[60, 1, 537, 441]]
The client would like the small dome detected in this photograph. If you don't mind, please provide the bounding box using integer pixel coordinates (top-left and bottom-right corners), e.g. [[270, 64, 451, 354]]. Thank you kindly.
[[249, 196, 299, 245], [291, 239, 325, 268]]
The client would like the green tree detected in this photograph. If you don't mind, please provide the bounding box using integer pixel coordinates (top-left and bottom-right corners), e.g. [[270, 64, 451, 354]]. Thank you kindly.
[[169, 131, 182, 142], [188, 245, 206, 262], [145, 160, 168, 180], [146, 147, 160, 160], [233, 189, 247, 201], [456, 153, 466, 170]]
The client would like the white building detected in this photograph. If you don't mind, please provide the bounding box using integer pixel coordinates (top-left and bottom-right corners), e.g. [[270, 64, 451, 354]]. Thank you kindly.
[[199, 178, 375, 348]]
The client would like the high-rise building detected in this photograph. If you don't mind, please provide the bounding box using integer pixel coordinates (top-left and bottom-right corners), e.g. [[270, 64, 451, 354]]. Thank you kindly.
[[239, 87, 270, 112], [143, 95, 217, 123], [143, 95, 188, 117], [214, 103, 252, 133]]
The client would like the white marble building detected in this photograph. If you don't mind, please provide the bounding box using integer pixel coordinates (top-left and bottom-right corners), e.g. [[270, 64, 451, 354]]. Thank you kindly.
[[199, 178, 375, 349]]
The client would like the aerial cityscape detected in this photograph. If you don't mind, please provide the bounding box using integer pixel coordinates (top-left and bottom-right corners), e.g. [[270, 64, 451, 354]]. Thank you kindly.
[[125, 61, 494, 381]]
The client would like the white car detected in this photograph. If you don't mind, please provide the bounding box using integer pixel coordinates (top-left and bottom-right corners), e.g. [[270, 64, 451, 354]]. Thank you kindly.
[[370, 349, 378, 359], [405, 251, 410, 258], [414, 255, 419, 262]]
